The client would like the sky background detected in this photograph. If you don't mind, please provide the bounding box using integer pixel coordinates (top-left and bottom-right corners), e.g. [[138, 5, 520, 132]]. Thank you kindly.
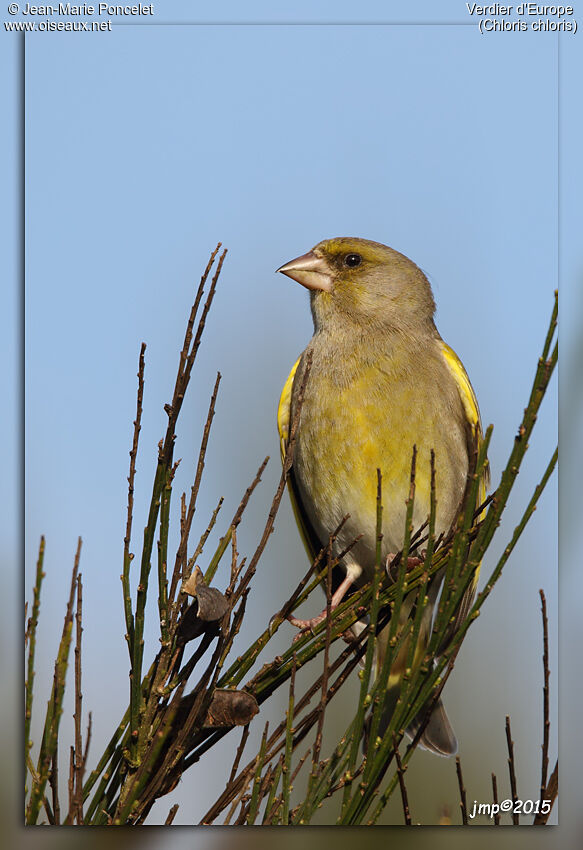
[[3, 0, 581, 844]]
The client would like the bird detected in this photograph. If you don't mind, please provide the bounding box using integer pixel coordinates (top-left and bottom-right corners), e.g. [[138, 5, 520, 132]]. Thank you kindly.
[[276, 236, 488, 756]]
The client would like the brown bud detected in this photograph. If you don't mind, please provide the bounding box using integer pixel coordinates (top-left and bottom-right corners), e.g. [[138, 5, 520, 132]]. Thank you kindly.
[[203, 689, 259, 728]]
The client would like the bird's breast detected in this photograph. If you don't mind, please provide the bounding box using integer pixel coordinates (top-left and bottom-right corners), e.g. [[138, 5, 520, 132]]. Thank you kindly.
[[292, 350, 468, 581]]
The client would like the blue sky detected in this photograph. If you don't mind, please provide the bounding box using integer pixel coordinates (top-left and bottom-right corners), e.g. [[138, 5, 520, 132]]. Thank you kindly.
[[4, 0, 581, 836]]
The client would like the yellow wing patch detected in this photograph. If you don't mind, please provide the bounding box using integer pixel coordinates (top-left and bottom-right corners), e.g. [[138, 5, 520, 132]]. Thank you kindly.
[[440, 341, 490, 491], [277, 356, 323, 563], [277, 357, 300, 461], [440, 342, 480, 430]]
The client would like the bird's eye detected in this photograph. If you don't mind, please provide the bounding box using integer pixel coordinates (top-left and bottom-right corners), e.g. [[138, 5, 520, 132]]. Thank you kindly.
[[344, 253, 362, 268]]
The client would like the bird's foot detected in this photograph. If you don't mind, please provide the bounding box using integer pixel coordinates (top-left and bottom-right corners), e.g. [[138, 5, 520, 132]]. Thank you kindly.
[[287, 573, 355, 643], [406, 556, 423, 570], [340, 628, 361, 645], [385, 553, 423, 581]]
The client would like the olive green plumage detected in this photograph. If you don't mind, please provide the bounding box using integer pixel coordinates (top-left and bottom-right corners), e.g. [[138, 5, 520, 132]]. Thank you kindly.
[[277, 237, 486, 756]]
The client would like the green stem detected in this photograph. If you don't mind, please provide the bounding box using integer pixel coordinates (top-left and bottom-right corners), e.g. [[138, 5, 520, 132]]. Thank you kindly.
[[129, 461, 167, 764], [246, 724, 269, 825], [157, 469, 173, 649], [340, 470, 384, 816], [25, 537, 45, 792], [26, 541, 81, 824], [281, 660, 296, 824]]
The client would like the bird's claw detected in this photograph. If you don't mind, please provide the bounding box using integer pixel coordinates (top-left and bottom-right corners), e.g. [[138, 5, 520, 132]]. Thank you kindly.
[[287, 612, 326, 641]]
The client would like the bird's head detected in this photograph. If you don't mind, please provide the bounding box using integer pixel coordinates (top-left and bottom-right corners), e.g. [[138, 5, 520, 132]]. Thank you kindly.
[[277, 237, 436, 334]]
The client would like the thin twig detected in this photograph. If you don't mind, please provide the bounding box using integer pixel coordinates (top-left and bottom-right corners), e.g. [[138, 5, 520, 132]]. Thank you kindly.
[[290, 746, 312, 786], [505, 716, 519, 824], [73, 573, 84, 823], [82, 705, 129, 808], [281, 656, 297, 825], [25, 537, 45, 778], [68, 747, 75, 821], [158, 464, 179, 644], [491, 772, 500, 825], [161, 244, 225, 465], [122, 343, 146, 661], [49, 752, 59, 825], [180, 492, 186, 537], [165, 804, 179, 825], [262, 756, 285, 824], [230, 527, 239, 587], [27, 753, 54, 824], [455, 756, 468, 825], [394, 738, 412, 825], [228, 725, 251, 785], [169, 372, 221, 607], [246, 722, 270, 825], [82, 713, 92, 778], [534, 759, 558, 825], [539, 588, 550, 802], [224, 771, 255, 826], [185, 497, 223, 581]]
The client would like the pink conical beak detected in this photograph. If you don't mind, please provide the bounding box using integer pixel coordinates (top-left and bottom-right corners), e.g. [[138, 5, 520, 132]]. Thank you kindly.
[[276, 251, 333, 292]]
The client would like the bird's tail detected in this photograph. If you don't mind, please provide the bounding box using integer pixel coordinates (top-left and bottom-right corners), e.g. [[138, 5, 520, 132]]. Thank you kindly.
[[405, 696, 457, 756], [374, 675, 457, 757]]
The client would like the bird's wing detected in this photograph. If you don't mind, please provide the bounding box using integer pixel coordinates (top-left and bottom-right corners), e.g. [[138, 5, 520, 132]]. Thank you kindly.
[[441, 342, 482, 444], [439, 340, 490, 491], [277, 358, 324, 564], [440, 341, 489, 632], [277, 358, 299, 464]]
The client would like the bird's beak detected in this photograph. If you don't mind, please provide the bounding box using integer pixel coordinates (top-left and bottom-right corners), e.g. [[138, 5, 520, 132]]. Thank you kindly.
[[276, 251, 333, 292]]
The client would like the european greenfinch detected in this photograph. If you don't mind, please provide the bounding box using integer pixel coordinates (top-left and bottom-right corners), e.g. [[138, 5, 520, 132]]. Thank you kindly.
[[276, 237, 487, 756]]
